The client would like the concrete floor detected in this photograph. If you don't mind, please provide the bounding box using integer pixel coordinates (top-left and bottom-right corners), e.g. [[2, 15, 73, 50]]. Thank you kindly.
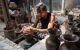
[[0, 22, 6, 37]]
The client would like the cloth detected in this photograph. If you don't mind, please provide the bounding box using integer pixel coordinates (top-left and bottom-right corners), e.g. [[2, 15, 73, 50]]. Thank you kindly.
[[9, 9, 16, 15]]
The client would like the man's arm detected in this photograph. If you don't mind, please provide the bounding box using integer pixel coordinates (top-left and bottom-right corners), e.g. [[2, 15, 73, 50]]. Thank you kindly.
[[48, 13, 55, 29], [32, 15, 41, 28], [21, 13, 55, 33], [31, 13, 55, 33]]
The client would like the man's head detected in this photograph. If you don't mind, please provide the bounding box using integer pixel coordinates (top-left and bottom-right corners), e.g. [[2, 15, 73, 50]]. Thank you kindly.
[[37, 4, 47, 17]]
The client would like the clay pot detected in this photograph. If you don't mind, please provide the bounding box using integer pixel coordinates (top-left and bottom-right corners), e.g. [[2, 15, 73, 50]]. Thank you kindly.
[[4, 28, 16, 41], [46, 37, 60, 50], [59, 43, 78, 50], [24, 34, 35, 43], [68, 15, 74, 22], [72, 20, 80, 36], [46, 28, 61, 50], [22, 23, 37, 44], [59, 34, 79, 50]]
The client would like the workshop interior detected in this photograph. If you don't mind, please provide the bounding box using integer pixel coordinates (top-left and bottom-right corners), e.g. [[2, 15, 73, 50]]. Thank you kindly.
[[0, 0, 80, 50]]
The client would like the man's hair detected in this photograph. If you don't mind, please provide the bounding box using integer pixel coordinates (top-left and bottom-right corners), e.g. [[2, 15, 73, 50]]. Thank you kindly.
[[37, 4, 47, 13]]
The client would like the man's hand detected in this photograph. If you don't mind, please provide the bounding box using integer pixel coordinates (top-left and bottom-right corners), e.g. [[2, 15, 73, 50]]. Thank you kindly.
[[20, 26, 33, 35]]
